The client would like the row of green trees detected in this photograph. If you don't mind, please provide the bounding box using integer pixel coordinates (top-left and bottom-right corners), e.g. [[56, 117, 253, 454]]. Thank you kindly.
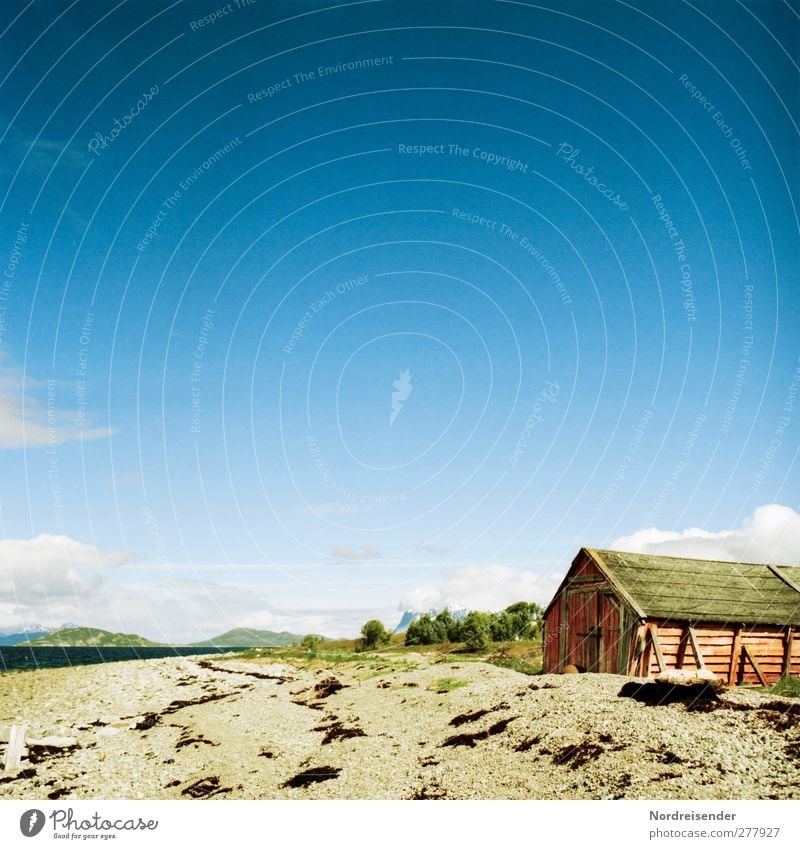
[[405, 602, 543, 651], [355, 602, 543, 653]]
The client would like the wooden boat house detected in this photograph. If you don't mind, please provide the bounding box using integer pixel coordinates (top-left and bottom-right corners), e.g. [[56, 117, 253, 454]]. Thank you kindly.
[[542, 548, 800, 684]]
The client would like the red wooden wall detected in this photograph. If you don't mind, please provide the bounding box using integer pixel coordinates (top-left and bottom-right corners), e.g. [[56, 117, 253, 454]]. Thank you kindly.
[[642, 621, 799, 684]]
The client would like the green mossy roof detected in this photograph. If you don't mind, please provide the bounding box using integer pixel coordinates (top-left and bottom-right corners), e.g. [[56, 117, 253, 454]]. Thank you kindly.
[[587, 548, 800, 627]]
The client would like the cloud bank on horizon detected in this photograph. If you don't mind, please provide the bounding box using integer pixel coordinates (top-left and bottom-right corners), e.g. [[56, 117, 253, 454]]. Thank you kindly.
[[611, 504, 800, 566], [398, 564, 559, 615], [2, 504, 798, 640]]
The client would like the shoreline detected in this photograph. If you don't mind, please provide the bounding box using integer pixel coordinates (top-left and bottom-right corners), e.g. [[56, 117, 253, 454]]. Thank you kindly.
[[0, 646, 249, 673]]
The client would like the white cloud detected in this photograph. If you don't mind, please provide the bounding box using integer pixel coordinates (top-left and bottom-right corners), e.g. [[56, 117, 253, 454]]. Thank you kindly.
[[0, 533, 129, 602], [399, 564, 559, 613], [0, 358, 111, 449], [329, 544, 382, 561], [97, 578, 272, 645], [399, 583, 442, 611], [611, 504, 800, 565]]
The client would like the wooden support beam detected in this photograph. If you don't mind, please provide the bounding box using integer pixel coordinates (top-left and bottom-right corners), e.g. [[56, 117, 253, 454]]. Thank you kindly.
[[742, 644, 767, 687], [729, 625, 742, 686], [687, 626, 706, 670], [648, 626, 666, 674], [783, 627, 794, 678], [628, 623, 645, 676], [676, 626, 689, 670], [3, 723, 27, 773], [640, 627, 652, 677]]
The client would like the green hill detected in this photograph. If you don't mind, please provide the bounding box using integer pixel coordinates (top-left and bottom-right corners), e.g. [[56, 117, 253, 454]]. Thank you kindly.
[[19, 627, 163, 647], [191, 627, 299, 648]]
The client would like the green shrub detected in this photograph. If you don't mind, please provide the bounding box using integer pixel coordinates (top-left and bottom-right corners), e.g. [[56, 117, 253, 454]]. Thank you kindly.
[[360, 619, 391, 651], [459, 611, 491, 652], [405, 614, 447, 645]]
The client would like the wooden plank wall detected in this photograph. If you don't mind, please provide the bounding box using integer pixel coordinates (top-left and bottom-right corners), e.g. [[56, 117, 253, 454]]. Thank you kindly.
[[599, 594, 622, 674], [572, 553, 603, 578], [735, 627, 797, 683], [542, 551, 604, 672], [542, 592, 563, 672], [643, 621, 799, 684]]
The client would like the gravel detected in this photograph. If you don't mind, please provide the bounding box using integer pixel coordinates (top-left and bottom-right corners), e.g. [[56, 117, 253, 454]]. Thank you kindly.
[[1, 655, 797, 800]]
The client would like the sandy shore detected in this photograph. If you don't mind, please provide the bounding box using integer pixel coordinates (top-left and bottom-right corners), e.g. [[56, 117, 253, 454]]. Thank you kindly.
[[1, 654, 798, 799]]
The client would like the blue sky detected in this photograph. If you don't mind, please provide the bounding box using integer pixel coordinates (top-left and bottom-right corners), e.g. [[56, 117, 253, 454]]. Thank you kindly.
[[0, 0, 798, 641]]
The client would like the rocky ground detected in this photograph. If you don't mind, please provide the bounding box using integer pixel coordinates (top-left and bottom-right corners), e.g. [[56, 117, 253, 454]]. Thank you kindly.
[[1, 653, 798, 800]]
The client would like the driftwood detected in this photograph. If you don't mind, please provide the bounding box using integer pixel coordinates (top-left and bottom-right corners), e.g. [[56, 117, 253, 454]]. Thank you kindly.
[[654, 668, 723, 689], [2, 725, 77, 772], [25, 736, 78, 747], [3, 724, 28, 773]]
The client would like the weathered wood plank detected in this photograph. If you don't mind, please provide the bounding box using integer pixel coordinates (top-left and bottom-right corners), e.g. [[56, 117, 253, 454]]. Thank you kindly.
[[661, 641, 738, 651], [743, 636, 794, 643], [783, 627, 794, 678], [703, 645, 783, 663], [742, 644, 768, 686], [729, 625, 742, 686], [567, 575, 609, 585], [649, 628, 688, 638], [653, 623, 786, 639], [742, 629, 793, 637], [648, 626, 666, 674], [628, 623, 645, 676], [681, 648, 742, 659], [741, 648, 788, 658], [687, 626, 706, 669], [675, 626, 689, 670], [640, 627, 652, 677], [693, 627, 739, 634], [3, 723, 27, 773]]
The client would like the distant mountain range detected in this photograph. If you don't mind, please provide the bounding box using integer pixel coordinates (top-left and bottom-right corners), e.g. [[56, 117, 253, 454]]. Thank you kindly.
[[0, 630, 49, 646], [20, 627, 163, 647], [190, 628, 299, 647], [0, 623, 78, 646], [8, 625, 303, 648], [393, 607, 468, 633]]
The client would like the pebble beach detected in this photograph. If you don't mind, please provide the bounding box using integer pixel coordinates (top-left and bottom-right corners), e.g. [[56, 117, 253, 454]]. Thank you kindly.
[[1, 654, 798, 800]]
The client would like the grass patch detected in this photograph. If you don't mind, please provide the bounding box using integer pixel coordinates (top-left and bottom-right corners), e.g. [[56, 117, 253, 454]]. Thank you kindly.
[[429, 677, 470, 693], [486, 656, 542, 676], [226, 646, 418, 678], [758, 676, 800, 698], [432, 653, 484, 664], [227, 638, 542, 680]]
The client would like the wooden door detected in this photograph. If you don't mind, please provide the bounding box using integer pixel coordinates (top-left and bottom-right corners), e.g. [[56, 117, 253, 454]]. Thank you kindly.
[[566, 588, 601, 672], [598, 592, 622, 673], [565, 587, 622, 673]]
